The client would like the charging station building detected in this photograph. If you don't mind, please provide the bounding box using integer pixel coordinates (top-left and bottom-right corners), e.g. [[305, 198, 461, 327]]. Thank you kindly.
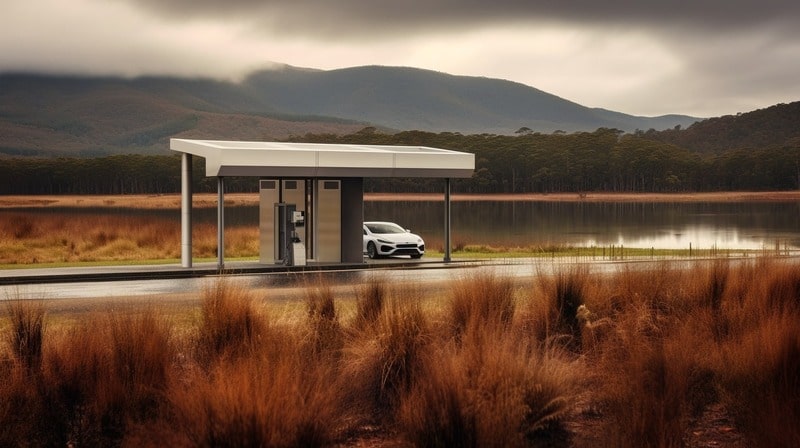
[[170, 139, 475, 269]]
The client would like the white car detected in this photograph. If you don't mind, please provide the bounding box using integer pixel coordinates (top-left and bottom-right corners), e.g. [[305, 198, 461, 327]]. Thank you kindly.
[[363, 221, 425, 259]]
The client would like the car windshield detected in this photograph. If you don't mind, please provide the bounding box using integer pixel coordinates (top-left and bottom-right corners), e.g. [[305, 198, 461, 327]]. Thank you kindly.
[[366, 223, 406, 234]]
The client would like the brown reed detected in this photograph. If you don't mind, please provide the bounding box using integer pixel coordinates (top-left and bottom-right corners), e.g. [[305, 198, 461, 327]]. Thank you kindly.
[[0, 259, 798, 446]]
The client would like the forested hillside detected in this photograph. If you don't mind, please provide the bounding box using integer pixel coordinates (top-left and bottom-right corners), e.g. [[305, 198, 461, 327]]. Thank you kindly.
[[3, 126, 798, 195], [641, 102, 800, 153]]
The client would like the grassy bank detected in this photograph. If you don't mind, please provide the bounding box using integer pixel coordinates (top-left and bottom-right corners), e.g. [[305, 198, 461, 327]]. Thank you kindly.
[[3, 191, 800, 209], [2, 258, 799, 446], [4, 192, 798, 266], [0, 212, 259, 265], [1, 210, 787, 268]]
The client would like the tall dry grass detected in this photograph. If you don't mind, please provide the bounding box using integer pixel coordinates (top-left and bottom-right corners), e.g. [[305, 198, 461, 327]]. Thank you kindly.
[[352, 275, 388, 331], [447, 271, 516, 339], [340, 292, 433, 424], [581, 259, 800, 447], [105, 310, 175, 423], [2, 259, 799, 446], [134, 278, 347, 447], [304, 279, 343, 358], [399, 329, 577, 447], [394, 270, 580, 446], [516, 265, 595, 356], [594, 300, 699, 447], [195, 279, 267, 364], [0, 307, 175, 446], [713, 260, 800, 446], [153, 338, 344, 447], [1, 298, 43, 445], [541, 266, 591, 349], [5, 299, 46, 370]]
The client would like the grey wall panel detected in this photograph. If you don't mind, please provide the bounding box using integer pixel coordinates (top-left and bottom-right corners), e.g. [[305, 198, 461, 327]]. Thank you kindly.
[[259, 179, 279, 263], [341, 178, 364, 263]]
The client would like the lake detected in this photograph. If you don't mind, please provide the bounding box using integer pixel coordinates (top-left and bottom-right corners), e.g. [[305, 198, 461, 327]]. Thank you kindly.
[[201, 200, 800, 251], [363, 200, 800, 251]]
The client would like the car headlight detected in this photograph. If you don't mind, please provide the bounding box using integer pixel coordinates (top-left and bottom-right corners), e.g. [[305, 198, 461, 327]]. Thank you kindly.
[[377, 239, 392, 244], [417, 239, 423, 244]]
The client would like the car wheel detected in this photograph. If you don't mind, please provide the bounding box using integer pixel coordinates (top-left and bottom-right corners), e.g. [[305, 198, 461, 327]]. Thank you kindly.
[[411, 253, 423, 259], [367, 242, 379, 259]]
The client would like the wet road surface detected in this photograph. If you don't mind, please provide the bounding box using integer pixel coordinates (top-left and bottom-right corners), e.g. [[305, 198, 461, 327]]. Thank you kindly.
[[2, 255, 793, 302]]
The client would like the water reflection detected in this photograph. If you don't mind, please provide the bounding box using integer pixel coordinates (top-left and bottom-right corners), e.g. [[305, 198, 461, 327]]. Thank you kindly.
[[600, 226, 785, 250], [365, 201, 800, 250]]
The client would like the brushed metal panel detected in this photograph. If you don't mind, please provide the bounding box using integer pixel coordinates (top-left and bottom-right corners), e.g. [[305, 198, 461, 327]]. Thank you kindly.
[[315, 180, 341, 262]]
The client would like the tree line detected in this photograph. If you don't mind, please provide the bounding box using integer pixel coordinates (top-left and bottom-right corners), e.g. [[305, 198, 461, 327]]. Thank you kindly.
[[291, 128, 800, 193], [1, 128, 798, 195], [0, 154, 255, 195]]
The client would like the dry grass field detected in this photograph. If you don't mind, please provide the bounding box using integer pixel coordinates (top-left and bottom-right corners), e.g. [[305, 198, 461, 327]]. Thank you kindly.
[[0, 209, 258, 265], [0, 193, 261, 265], [2, 191, 800, 209], [2, 258, 799, 447]]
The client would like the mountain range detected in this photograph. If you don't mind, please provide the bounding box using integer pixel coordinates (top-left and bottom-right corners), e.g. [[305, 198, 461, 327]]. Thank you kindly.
[[242, 65, 699, 134], [0, 64, 725, 157]]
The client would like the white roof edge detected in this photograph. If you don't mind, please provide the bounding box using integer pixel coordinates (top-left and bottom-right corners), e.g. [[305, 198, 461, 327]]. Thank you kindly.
[[170, 138, 474, 178]]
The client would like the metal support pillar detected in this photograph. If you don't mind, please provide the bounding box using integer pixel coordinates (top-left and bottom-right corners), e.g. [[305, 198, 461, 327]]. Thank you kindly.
[[217, 176, 225, 270], [444, 178, 452, 263], [180, 153, 193, 268]]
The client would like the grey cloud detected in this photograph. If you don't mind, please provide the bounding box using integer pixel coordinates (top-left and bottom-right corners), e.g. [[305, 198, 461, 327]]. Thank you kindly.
[[117, 0, 800, 118], [122, 0, 800, 37], [643, 24, 800, 114]]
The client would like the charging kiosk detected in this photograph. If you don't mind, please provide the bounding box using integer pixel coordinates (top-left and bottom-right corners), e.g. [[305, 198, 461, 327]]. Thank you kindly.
[[171, 139, 475, 269], [259, 178, 348, 265], [273, 203, 306, 266]]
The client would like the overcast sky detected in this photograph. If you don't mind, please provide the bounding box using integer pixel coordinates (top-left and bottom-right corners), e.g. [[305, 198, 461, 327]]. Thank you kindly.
[[3, 0, 799, 117]]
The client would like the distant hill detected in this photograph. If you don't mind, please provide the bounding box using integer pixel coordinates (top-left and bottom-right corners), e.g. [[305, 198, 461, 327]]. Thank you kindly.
[[0, 65, 734, 158], [243, 65, 700, 134], [0, 74, 366, 157], [644, 102, 800, 152]]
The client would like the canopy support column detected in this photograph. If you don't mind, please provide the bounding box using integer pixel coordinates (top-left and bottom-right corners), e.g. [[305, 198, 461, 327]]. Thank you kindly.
[[181, 153, 192, 268], [444, 178, 452, 263], [217, 176, 225, 270]]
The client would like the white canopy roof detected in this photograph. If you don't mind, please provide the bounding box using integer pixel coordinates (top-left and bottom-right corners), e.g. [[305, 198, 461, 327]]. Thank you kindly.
[[170, 139, 475, 178]]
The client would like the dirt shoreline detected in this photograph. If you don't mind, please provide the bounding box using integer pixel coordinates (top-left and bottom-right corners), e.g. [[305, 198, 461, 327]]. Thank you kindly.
[[1, 191, 798, 209]]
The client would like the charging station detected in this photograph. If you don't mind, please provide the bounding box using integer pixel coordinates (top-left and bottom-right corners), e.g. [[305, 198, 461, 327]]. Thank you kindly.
[[171, 139, 474, 269]]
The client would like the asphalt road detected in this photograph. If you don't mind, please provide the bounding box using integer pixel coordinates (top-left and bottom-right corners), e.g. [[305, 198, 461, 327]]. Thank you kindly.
[[0, 257, 571, 302], [2, 255, 793, 303]]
